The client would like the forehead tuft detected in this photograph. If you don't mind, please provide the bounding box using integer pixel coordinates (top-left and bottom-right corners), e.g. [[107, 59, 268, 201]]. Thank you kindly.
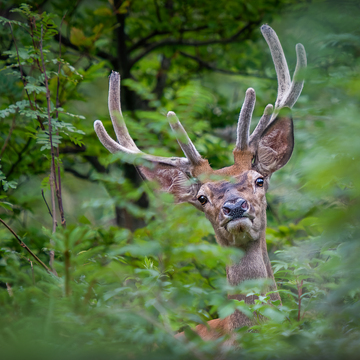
[[201, 170, 263, 197]]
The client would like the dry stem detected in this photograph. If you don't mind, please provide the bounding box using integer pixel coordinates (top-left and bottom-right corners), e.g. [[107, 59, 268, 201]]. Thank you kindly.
[[39, 24, 58, 275]]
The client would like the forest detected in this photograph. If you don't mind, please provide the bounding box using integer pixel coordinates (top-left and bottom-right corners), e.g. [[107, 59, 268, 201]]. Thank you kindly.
[[1, 0, 360, 359]]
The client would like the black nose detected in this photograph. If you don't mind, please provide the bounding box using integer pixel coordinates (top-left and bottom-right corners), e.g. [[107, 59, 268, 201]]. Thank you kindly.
[[222, 199, 248, 218]]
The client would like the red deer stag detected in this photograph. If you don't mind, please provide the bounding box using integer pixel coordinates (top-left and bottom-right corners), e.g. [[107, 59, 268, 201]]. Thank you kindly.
[[94, 25, 307, 340]]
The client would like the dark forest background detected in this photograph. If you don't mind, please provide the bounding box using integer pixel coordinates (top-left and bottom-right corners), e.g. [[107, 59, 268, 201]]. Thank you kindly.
[[1, 0, 360, 359]]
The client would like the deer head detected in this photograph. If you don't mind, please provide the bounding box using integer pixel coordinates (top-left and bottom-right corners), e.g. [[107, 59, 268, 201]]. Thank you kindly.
[[94, 25, 307, 252]]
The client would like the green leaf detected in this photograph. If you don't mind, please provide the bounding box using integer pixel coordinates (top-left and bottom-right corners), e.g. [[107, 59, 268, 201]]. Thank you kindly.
[[24, 83, 46, 94]]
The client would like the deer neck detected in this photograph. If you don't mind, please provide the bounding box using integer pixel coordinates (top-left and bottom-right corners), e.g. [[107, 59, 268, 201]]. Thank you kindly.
[[226, 234, 269, 289], [223, 231, 280, 331]]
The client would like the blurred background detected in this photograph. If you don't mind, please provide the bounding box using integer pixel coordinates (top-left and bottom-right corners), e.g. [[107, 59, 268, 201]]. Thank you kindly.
[[1, 0, 360, 359]]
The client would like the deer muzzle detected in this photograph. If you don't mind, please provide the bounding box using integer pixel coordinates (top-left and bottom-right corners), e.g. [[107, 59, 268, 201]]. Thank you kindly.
[[220, 198, 254, 228]]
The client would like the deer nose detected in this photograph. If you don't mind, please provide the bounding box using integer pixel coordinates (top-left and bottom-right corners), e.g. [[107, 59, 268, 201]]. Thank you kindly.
[[222, 199, 249, 217]]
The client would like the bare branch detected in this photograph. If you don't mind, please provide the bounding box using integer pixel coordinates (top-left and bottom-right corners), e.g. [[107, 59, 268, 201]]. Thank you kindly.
[[0, 217, 52, 274], [128, 25, 209, 52], [53, 33, 116, 64], [179, 51, 275, 80], [130, 22, 256, 67]]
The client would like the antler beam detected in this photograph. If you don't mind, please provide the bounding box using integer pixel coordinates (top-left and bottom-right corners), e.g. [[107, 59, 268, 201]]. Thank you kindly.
[[234, 25, 306, 154], [94, 71, 207, 175]]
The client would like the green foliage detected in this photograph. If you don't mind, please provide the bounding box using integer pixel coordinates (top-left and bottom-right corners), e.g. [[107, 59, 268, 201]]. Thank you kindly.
[[1, 0, 360, 359]]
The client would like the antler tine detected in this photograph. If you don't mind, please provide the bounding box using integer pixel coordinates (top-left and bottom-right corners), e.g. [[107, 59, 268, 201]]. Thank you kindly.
[[167, 111, 203, 166], [279, 43, 307, 109], [249, 104, 273, 149], [261, 25, 307, 121], [94, 120, 139, 155], [261, 25, 290, 109], [108, 71, 139, 151], [235, 88, 256, 151]]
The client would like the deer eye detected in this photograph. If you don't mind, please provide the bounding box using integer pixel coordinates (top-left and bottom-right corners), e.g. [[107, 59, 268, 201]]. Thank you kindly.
[[255, 178, 264, 187], [198, 195, 208, 205]]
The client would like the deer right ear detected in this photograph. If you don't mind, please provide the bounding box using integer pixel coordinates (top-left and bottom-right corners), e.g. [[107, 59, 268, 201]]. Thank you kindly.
[[254, 107, 294, 176]]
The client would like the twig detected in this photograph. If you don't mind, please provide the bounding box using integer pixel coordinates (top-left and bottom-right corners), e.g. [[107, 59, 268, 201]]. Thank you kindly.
[[8, 22, 45, 130], [41, 189, 53, 218], [0, 114, 16, 158], [39, 24, 58, 275], [0, 217, 52, 274]]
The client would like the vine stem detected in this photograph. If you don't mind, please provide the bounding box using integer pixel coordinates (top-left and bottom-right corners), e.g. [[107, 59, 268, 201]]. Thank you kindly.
[[39, 23, 58, 275], [0, 218, 52, 274], [55, 13, 67, 228]]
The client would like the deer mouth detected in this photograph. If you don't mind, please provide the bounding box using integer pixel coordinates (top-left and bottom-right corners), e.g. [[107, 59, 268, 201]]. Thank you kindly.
[[220, 213, 254, 229]]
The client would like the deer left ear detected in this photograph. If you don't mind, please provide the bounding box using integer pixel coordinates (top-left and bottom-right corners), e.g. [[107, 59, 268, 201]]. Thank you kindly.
[[137, 163, 199, 204], [254, 107, 294, 175]]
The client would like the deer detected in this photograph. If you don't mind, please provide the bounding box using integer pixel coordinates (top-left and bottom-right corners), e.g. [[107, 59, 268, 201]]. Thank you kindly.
[[94, 25, 307, 342]]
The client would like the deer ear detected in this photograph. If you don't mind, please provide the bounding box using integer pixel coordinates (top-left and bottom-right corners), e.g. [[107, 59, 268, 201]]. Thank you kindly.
[[138, 163, 199, 204], [254, 107, 294, 175]]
